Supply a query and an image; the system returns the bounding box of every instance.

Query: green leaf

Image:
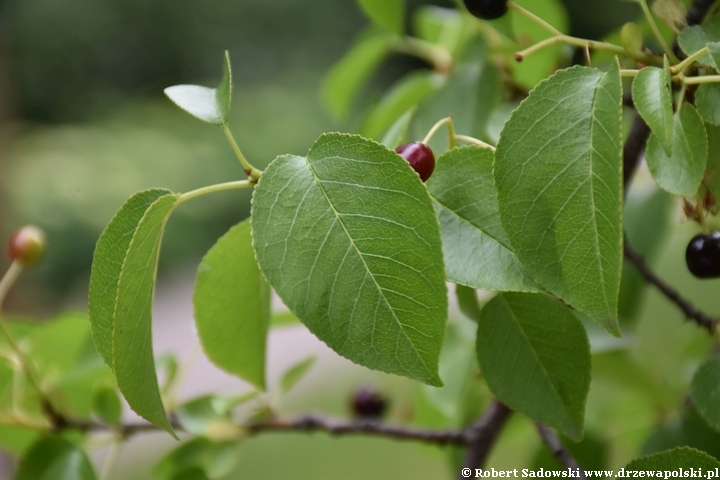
[632,59,673,155]
[646,103,708,197]
[380,107,416,149]
[691,357,720,433]
[15,436,96,480]
[360,71,443,141]
[618,189,672,322]
[89,188,179,437]
[678,13,720,68]
[169,468,210,480]
[91,384,122,425]
[696,83,720,126]
[164,51,232,126]
[427,146,540,292]
[412,38,500,154]
[176,394,256,437]
[155,438,240,480]
[89,189,172,371]
[252,133,447,386]
[495,63,623,335]
[322,29,398,121]
[194,219,270,390]
[455,285,483,322]
[280,356,317,394]
[357,0,404,35]
[413,6,475,57]
[626,447,720,471]
[476,293,590,440]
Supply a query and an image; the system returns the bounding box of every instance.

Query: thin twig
[624,239,718,334]
[458,401,513,478]
[535,424,586,480]
[622,116,650,197]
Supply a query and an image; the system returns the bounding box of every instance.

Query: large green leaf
[322,29,398,121]
[15,436,96,480]
[691,357,720,433]
[476,293,590,440]
[646,103,708,197]
[89,188,178,436]
[164,51,232,126]
[494,63,623,335]
[194,219,270,390]
[626,447,720,471]
[357,0,404,35]
[632,59,673,155]
[678,13,720,68]
[696,83,720,126]
[426,146,539,292]
[155,438,240,480]
[252,133,447,386]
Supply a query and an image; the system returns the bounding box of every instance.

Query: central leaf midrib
[301,155,433,378]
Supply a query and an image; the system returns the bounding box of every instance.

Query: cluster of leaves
[6,0,720,477]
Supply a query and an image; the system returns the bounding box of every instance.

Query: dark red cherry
[464,0,509,20]
[686,232,720,279]
[395,142,435,182]
[7,226,46,267]
[350,386,388,419]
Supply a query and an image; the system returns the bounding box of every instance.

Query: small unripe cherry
[395,142,435,182]
[7,225,46,266]
[350,386,388,419]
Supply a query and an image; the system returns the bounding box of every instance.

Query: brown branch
[536,424,586,479]
[623,116,650,197]
[624,239,718,333]
[64,414,467,446]
[458,401,513,478]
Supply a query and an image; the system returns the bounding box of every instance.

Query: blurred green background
[0,0,716,479]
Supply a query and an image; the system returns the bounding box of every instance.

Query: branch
[458,401,513,478]
[622,116,650,197]
[63,414,467,447]
[624,239,718,333]
[535,424,586,480]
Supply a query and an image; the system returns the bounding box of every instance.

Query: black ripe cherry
[395,142,435,182]
[464,0,509,20]
[686,232,720,279]
[7,225,46,267]
[350,386,388,419]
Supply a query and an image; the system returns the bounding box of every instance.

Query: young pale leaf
[678,13,720,68]
[164,51,232,126]
[357,0,404,35]
[155,438,240,480]
[495,63,623,336]
[322,29,398,121]
[91,384,122,425]
[696,83,720,126]
[646,103,708,197]
[281,356,317,394]
[691,357,720,433]
[626,447,720,471]
[176,394,255,437]
[15,436,97,480]
[476,293,590,440]
[632,59,673,155]
[360,71,443,141]
[427,146,539,292]
[89,189,173,372]
[89,189,179,437]
[252,133,447,386]
[194,219,270,390]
